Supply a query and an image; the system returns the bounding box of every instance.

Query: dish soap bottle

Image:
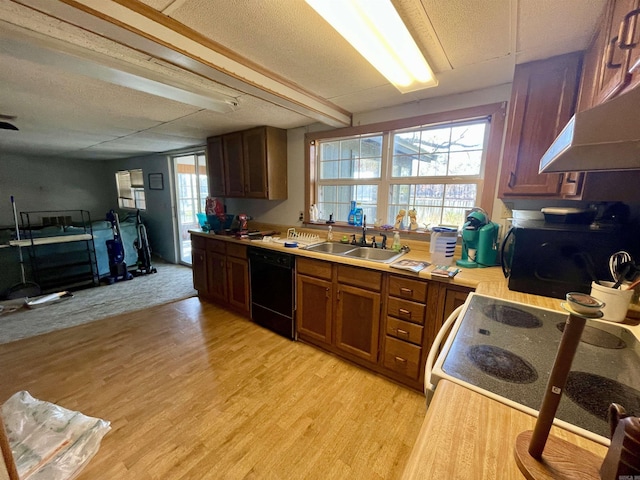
[348,201,357,225]
[327,225,333,241]
[354,204,363,226]
[392,231,401,252]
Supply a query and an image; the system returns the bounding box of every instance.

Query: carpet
[0,259,196,344]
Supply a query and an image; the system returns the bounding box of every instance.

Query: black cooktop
[435,293,640,441]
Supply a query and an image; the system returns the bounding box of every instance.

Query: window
[308,103,505,230]
[116,169,146,210]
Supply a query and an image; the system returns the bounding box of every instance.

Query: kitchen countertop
[401,380,608,480]
[190,229,505,289]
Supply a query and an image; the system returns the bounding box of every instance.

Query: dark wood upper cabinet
[222,131,245,197]
[594,0,638,104]
[206,126,287,200]
[243,126,288,199]
[206,136,226,197]
[498,52,582,198]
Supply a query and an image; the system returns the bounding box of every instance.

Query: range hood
[539,86,640,173]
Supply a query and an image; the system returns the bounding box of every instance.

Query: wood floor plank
[0,298,425,479]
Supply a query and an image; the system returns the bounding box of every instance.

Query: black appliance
[248,248,295,340]
[428,293,640,444]
[501,220,638,299]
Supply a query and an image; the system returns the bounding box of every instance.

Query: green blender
[456,209,500,268]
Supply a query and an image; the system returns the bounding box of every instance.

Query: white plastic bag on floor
[2,391,110,480]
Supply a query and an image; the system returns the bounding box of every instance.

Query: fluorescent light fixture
[306,0,437,93]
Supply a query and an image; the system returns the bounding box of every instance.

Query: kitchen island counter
[401,379,608,479]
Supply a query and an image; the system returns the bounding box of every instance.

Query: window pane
[448,150,482,175]
[340,138,360,159]
[392,120,487,178]
[130,169,144,187]
[450,123,486,151]
[387,183,476,228]
[318,135,382,180]
[318,184,377,223]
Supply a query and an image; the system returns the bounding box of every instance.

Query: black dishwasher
[248,247,295,340]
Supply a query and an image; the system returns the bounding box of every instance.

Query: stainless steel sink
[304,242,358,254]
[303,242,405,263]
[342,247,405,263]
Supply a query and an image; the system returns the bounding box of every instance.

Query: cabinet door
[207,252,227,302]
[428,285,472,357]
[296,274,332,345]
[498,52,581,197]
[621,1,640,90]
[227,256,249,314]
[192,247,208,294]
[596,0,637,103]
[207,136,226,197]
[223,132,245,197]
[242,127,268,199]
[335,283,380,363]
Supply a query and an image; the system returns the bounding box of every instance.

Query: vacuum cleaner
[133,209,156,276]
[105,210,133,284]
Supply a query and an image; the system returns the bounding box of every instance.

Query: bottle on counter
[327,225,333,241]
[348,201,357,225]
[354,204,363,227]
[392,231,401,252]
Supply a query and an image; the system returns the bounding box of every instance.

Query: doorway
[173,151,208,265]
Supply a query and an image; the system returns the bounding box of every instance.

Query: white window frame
[306,103,506,230]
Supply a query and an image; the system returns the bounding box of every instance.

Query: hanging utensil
[612,263,632,289]
[609,251,632,283]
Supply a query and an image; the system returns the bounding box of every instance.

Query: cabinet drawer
[388,276,427,302]
[191,235,206,250]
[386,317,423,345]
[206,239,226,254]
[383,337,422,380]
[387,297,426,325]
[226,243,247,259]
[337,265,381,291]
[297,257,332,280]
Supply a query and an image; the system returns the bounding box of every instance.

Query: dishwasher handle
[424,305,464,397]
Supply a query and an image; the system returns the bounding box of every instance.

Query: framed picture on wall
[148,173,164,190]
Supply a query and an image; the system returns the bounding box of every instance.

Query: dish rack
[264,228,320,247]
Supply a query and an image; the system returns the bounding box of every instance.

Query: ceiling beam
[12,0,353,127]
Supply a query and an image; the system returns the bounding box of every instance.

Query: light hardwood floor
[0,298,426,479]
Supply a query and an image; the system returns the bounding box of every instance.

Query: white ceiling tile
[419,0,513,67]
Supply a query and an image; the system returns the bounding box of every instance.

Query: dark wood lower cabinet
[191,234,250,316]
[296,274,332,344]
[295,257,473,392]
[192,246,208,294]
[227,256,249,314]
[335,284,380,363]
